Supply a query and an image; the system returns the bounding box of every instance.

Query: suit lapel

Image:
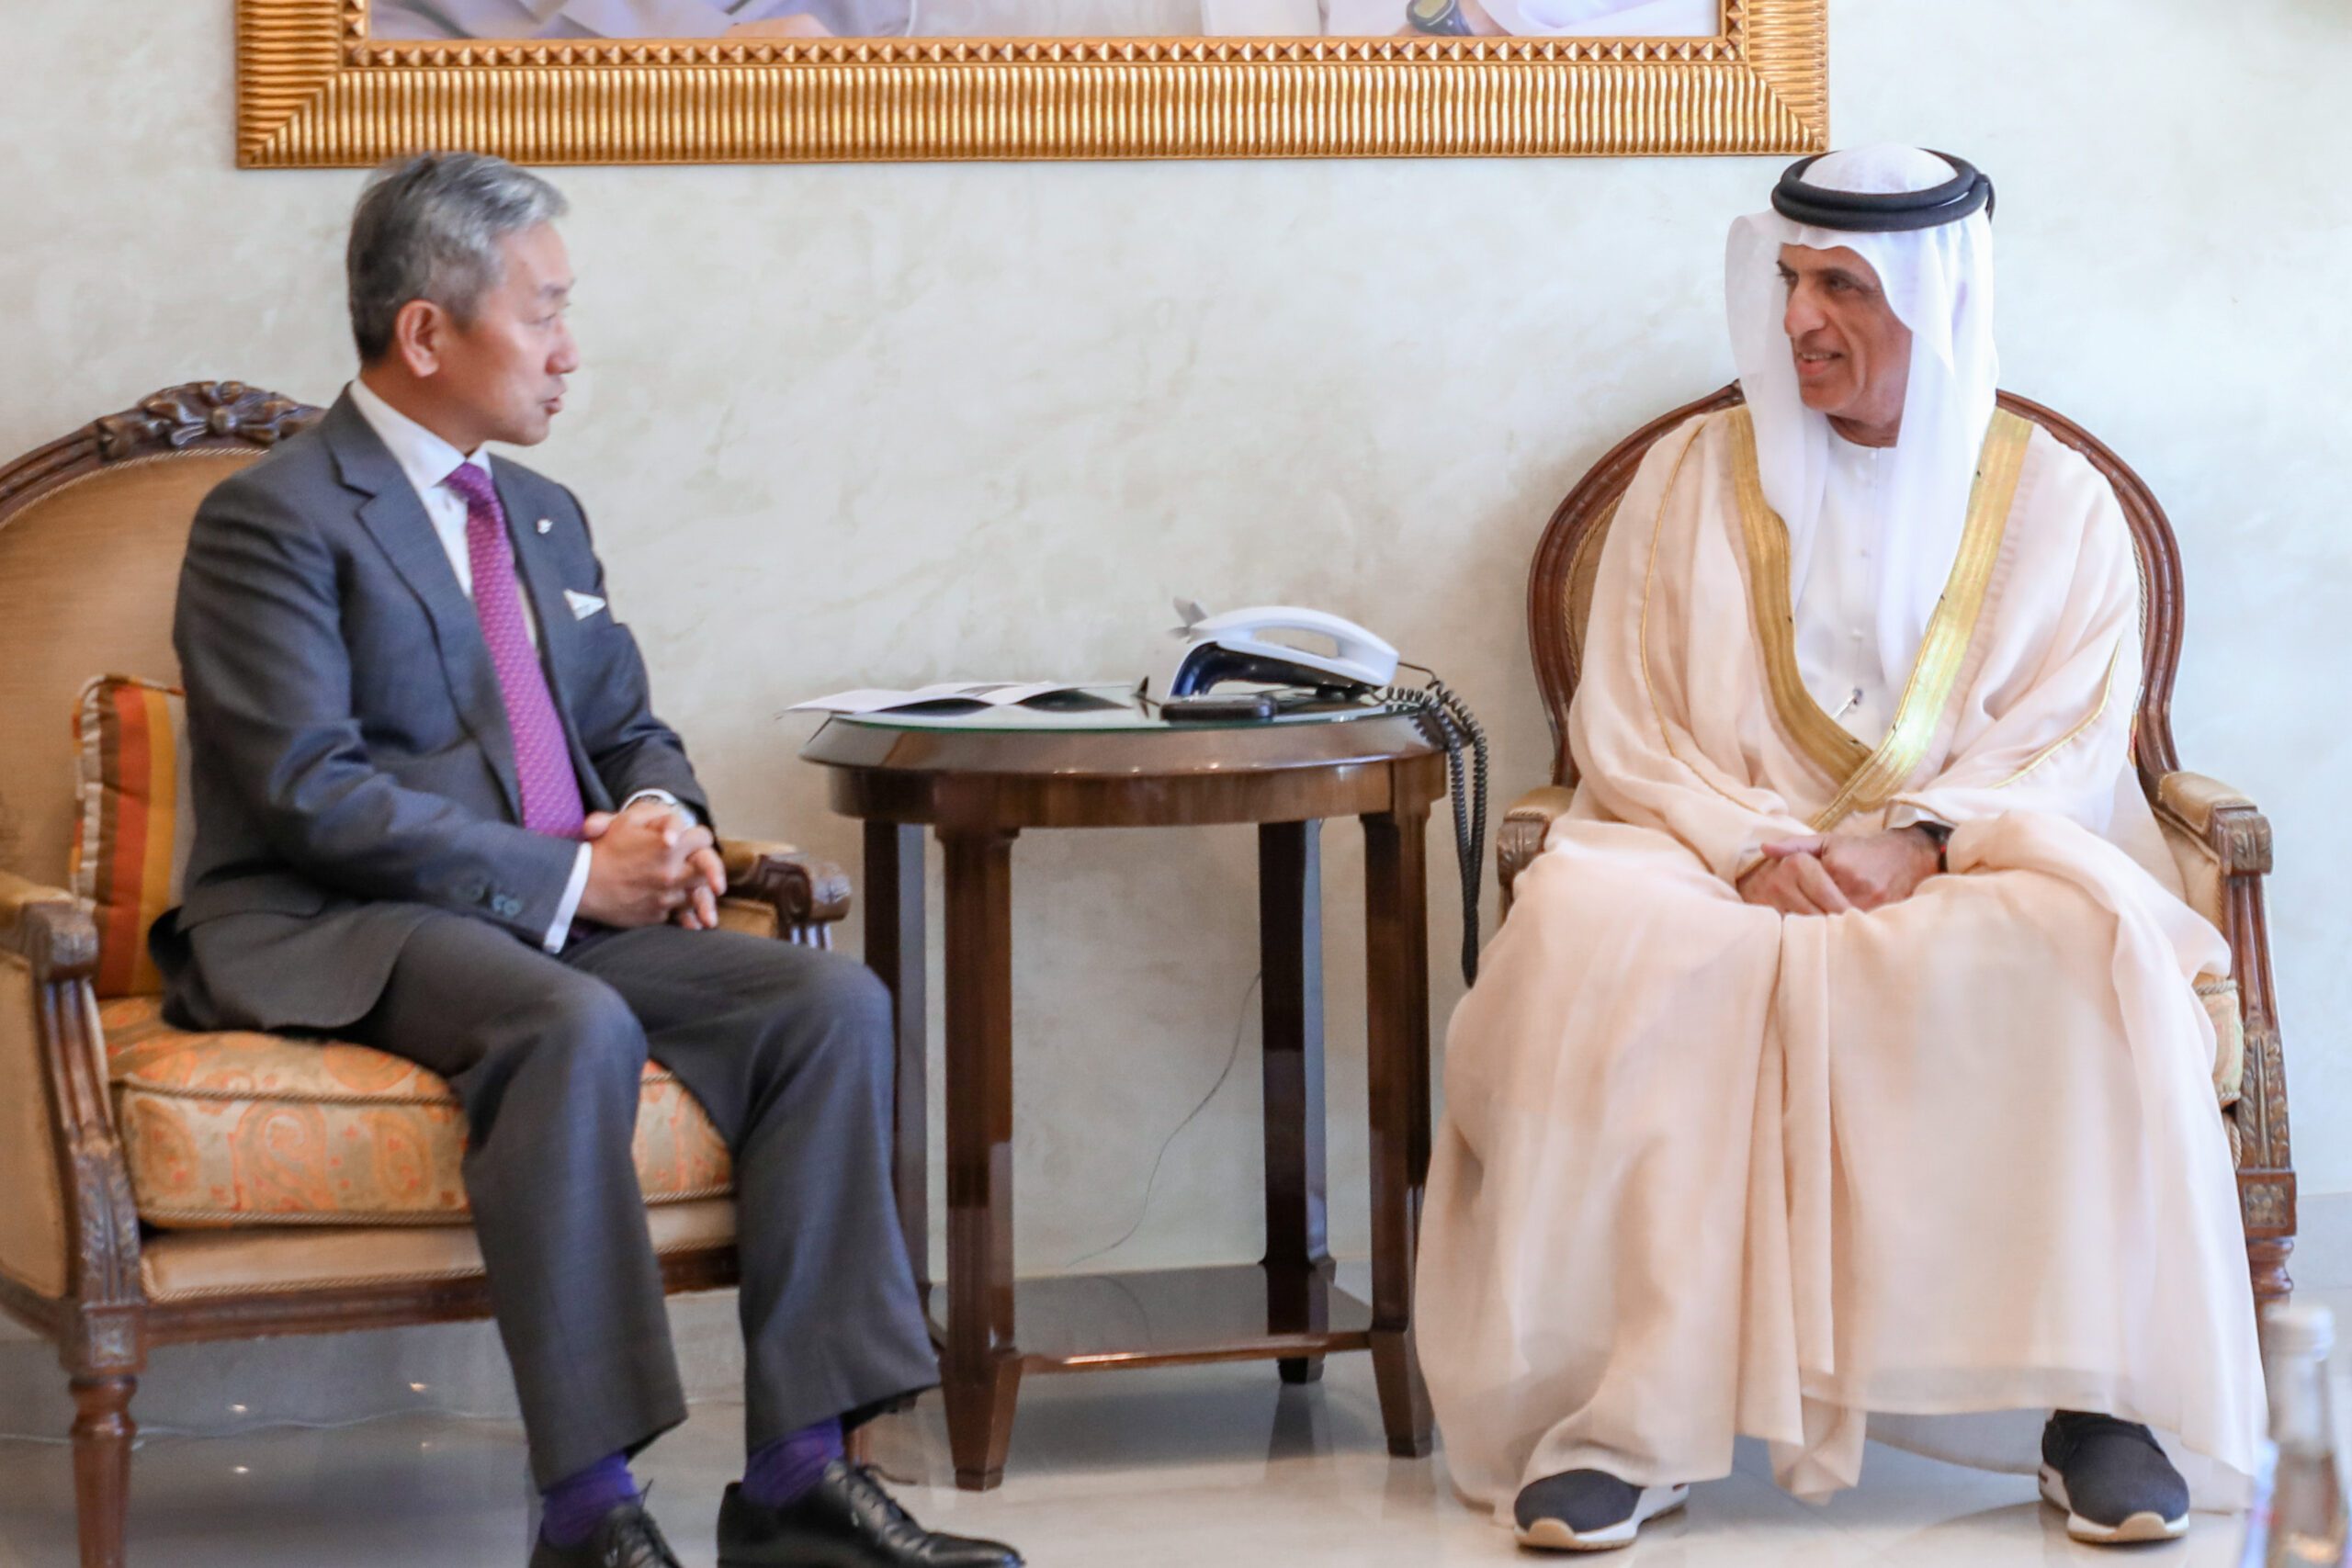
[326,396,526,822]
[495,465,615,816]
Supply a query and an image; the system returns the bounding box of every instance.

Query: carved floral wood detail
[91,382,321,464]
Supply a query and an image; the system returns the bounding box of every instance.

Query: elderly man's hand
[579,797,725,930]
[1758,829,1940,913]
[1736,850,1853,917]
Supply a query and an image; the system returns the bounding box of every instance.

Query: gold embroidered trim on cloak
[1725,412,1874,784]
[1988,645,2124,788]
[1726,405,2035,831]
[1635,416,1767,821]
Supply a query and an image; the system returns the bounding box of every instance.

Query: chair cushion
[69,675,190,998]
[138,1199,737,1303]
[2201,976,2244,1109]
[101,995,732,1229]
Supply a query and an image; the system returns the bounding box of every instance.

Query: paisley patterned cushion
[102,995,732,1229]
[69,675,191,998]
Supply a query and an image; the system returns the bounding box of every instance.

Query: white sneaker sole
[1515,1484,1690,1552]
[2038,1464,2188,1544]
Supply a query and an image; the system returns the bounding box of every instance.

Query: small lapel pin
[535,517,553,536]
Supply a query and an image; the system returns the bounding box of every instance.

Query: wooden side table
[800,704,1445,1490]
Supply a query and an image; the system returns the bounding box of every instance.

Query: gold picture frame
[235,0,1826,167]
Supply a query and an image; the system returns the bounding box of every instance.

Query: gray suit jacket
[154,391,710,1032]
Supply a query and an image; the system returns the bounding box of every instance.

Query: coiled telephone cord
[1383,670,1489,986]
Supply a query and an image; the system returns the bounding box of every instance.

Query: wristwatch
[1408,0,1474,35]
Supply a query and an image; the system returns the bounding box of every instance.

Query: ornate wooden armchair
[0,383,852,1568]
[1492,383,2294,1303]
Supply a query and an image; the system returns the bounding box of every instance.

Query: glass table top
[828,691,1419,734]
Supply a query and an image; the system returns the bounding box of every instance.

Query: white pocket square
[564,590,607,621]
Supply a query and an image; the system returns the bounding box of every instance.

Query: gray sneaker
[1512,1470,1690,1552]
[2039,1411,2191,1544]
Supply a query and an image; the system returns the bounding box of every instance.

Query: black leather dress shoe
[527,1500,684,1568]
[718,1462,1022,1568]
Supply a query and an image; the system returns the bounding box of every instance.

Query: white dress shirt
[347,379,678,949]
[348,378,542,638]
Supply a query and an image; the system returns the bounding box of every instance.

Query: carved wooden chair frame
[1492,382,2295,1303]
[0,382,854,1568]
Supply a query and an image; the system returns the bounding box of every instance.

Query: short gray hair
[346,152,568,363]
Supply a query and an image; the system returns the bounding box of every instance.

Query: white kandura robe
[1416,408,2262,1520]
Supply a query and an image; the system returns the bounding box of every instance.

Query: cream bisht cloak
[1416,404,2262,1519]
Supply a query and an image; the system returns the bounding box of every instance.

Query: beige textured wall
[2,0,2346,1280]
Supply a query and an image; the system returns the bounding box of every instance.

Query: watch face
[1410,0,1464,27]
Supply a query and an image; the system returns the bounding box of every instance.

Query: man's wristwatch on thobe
[1408,0,1474,35]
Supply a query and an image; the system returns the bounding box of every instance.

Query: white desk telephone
[1166,601,1489,985]
[1168,604,1400,696]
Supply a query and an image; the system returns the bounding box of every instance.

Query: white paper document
[786,682,1129,716]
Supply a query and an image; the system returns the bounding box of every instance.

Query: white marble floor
[0,1321,2302,1568]
[7,1268,2344,1568]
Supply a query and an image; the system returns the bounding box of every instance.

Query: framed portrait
[235,0,1825,166]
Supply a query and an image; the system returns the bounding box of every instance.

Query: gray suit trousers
[333,910,939,1486]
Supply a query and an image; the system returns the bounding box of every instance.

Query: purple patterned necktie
[443,463,586,839]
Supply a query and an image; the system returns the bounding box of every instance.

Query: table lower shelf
[924,1262,1373,1374]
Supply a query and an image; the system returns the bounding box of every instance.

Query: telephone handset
[1168,604,1401,696]
[1167,602,1490,984]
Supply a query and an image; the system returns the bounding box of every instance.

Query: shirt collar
[347,378,493,502]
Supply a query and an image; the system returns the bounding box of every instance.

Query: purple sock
[540,1453,639,1548]
[742,1417,844,1509]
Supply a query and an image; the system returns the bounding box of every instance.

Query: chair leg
[70,1372,136,1568]
[2237,1161,2297,1305]
[2249,1235,2295,1306]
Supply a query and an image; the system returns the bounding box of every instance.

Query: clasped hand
[1736,828,1939,917]
[578,798,727,931]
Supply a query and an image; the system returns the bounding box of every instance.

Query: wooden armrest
[0,869,138,1315]
[719,838,853,928]
[0,868,97,982]
[2151,769,2294,1250]
[2154,771,2272,877]
[1498,785,1578,918]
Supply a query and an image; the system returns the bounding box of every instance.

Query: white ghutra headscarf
[1724,145,2000,696]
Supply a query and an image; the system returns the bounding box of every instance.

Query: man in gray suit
[154,152,1020,1568]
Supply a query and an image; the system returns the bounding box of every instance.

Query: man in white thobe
[1415,146,2263,1551]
